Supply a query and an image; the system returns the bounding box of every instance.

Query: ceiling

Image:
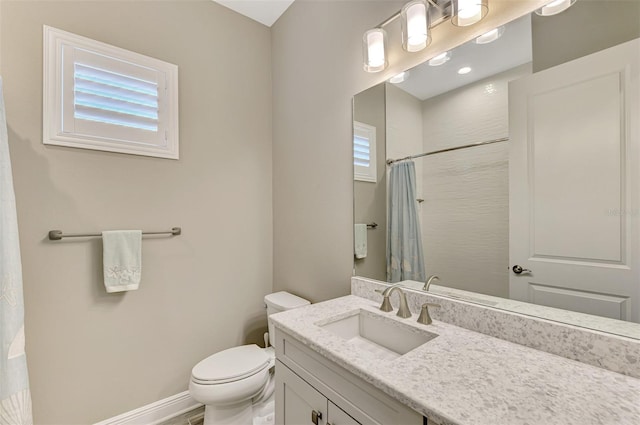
[212,0,296,27]
[395,14,533,100]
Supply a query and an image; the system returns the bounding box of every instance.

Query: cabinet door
[276,360,327,425]
[327,401,361,425]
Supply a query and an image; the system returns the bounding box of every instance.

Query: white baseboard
[94,391,203,425]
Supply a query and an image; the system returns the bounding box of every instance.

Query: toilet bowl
[189,291,310,425]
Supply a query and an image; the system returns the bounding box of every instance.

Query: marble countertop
[399,280,640,340]
[270,295,640,425]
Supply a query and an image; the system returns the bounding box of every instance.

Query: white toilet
[189,291,310,425]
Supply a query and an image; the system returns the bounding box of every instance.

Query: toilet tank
[264,291,310,347]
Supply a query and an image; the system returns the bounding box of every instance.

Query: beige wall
[532,0,640,72]
[1,1,272,423]
[353,84,386,281]
[385,82,424,200]
[271,0,548,302]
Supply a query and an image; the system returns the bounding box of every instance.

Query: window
[353,121,377,182]
[43,26,179,159]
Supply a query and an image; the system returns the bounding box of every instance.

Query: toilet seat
[191,344,270,385]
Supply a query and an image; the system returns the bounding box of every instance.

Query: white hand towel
[102,230,142,293]
[354,224,367,259]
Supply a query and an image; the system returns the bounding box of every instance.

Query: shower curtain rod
[386,137,509,165]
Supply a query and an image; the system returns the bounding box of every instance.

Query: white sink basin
[318,309,438,360]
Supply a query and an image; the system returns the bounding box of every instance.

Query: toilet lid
[191,344,269,384]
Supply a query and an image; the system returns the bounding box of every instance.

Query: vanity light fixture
[451,0,488,27]
[428,51,451,66]
[401,0,431,52]
[363,28,388,72]
[474,26,505,44]
[389,71,410,84]
[535,0,576,16]
[458,66,472,74]
[362,0,489,73]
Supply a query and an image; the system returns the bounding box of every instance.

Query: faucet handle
[417,302,440,325]
[375,289,393,312]
[380,295,393,312]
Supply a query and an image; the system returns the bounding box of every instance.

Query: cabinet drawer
[275,328,422,425]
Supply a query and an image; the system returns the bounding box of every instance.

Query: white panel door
[509,38,640,322]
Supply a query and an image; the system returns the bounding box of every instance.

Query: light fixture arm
[374,0,450,30]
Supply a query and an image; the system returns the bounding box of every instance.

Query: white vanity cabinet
[274,328,425,425]
[277,361,360,425]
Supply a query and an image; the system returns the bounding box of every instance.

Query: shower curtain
[387,160,426,283]
[0,78,33,424]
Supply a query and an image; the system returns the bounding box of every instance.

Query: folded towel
[102,230,142,293]
[354,224,367,259]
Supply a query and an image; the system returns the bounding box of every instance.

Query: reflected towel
[102,230,142,292]
[354,224,367,259]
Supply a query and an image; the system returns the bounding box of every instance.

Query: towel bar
[48,227,181,241]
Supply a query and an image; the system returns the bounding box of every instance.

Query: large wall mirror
[353,0,640,339]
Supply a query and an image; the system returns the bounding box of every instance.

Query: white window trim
[43,25,179,159]
[353,121,377,183]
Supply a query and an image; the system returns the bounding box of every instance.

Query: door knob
[512,265,532,274]
[311,410,322,425]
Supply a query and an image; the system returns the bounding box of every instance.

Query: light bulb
[389,71,410,84]
[452,0,488,27]
[428,51,451,66]
[367,32,384,67]
[363,29,388,72]
[402,1,430,52]
[535,0,576,16]
[458,66,472,75]
[474,26,505,44]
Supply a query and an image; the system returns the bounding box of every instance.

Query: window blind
[74,63,159,132]
[354,135,372,168]
[44,26,179,158]
[353,121,377,183]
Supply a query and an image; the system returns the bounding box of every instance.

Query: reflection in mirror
[352,0,640,338]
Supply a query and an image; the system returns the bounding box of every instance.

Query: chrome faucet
[376,284,412,318]
[422,275,440,291]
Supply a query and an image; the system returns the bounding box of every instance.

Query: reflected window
[353,121,377,182]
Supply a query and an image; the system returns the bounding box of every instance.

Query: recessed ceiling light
[389,71,410,84]
[428,51,451,66]
[474,26,505,44]
[535,0,576,16]
[458,66,472,75]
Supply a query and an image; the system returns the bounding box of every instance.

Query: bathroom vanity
[275,332,422,425]
[271,293,640,425]
[274,310,424,425]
